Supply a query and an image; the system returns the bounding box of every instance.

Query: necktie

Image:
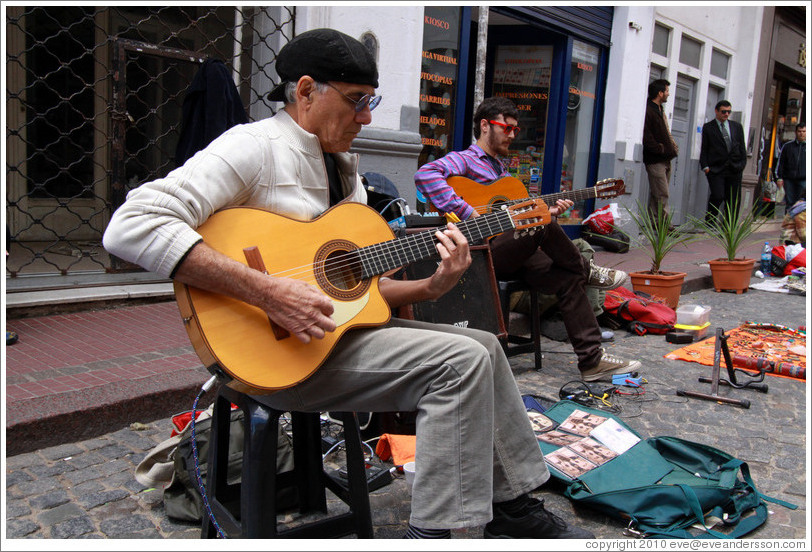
[720,122,732,150]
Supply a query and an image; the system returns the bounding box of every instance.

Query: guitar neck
[358,209,515,279]
[538,186,598,204]
[494,186,597,210]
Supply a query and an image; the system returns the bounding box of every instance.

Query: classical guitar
[174,200,550,393]
[446,175,625,215]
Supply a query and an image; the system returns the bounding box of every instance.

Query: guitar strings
[261,225,448,283]
[258,213,516,284]
[273,197,544,282]
[469,187,602,215]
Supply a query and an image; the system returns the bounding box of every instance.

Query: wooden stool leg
[529,289,542,371]
[340,412,373,538]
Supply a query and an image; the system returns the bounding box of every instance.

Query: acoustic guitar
[446,175,625,215]
[174,199,550,393]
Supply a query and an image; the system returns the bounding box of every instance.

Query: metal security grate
[6,6,294,277]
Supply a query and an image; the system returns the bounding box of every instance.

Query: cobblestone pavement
[4,287,808,543]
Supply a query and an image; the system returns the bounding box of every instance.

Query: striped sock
[404,524,451,538]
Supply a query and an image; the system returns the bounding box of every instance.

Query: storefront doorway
[484,15,608,228]
[416,6,613,233]
[671,75,698,224]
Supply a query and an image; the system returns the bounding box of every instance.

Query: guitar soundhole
[488,196,510,214]
[314,240,370,301]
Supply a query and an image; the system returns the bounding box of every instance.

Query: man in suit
[699,100,747,221]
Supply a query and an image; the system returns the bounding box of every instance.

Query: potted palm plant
[689,200,766,294]
[620,202,696,308]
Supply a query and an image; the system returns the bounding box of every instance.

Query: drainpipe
[473,6,489,122]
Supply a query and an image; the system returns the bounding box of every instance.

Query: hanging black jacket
[175,58,248,166]
[776,139,807,181]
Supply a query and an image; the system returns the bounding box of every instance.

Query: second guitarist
[415,97,641,382]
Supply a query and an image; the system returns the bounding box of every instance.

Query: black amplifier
[399,243,505,338]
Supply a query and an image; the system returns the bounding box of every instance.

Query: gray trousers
[257,317,549,529]
[645,160,672,217]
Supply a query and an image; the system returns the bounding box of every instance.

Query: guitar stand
[676,327,769,409]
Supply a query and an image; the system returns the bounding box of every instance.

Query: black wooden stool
[202,384,373,538]
[498,279,543,371]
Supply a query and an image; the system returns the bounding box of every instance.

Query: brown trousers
[489,223,602,371]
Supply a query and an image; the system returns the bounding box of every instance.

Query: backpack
[603,287,675,335]
[537,400,796,539]
[135,405,296,521]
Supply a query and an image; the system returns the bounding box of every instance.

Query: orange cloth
[665,324,805,380]
[375,433,416,465]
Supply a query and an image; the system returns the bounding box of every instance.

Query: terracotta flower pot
[708,258,756,294]
[628,271,686,309]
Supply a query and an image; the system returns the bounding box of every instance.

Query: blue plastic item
[760,241,771,275]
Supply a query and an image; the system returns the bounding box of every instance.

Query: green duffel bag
[537,400,796,539]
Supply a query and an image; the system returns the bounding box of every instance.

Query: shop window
[418,6,462,168]
[710,48,729,79]
[490,44,554,196]
[558,40,600,225]
[652,23,670,57]
[679,35,702,69]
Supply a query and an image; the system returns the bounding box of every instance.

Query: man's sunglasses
[325,82,382,112]
[719,109,732,114]
[489,120,521,135]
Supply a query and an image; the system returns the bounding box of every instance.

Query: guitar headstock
[504,199,551,231]
[594,178,625,198]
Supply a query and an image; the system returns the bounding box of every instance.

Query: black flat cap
[268,28,378,102]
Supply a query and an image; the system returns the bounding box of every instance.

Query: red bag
[771,245,806,276]
[603,287,676,335]
[583,204,620,235]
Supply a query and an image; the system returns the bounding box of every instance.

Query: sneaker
[580,347,642,382]
[586,260,627,290]
[6,331,18,346]
[485,496,595,539]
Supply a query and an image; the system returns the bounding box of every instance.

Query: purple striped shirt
[414,144,508,220]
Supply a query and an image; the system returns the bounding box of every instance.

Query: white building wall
[294,6,426,199]
[600,5,763,224]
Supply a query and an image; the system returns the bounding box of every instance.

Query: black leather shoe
[485,496,595,539]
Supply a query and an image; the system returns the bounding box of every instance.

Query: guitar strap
[486,155,508,180]
[324,153,346,207]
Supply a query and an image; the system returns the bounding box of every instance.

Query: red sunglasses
[489,120,521,135]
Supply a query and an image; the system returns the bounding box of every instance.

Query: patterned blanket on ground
[665,323,806,381]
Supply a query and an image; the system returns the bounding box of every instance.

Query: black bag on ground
[582,228,630,253]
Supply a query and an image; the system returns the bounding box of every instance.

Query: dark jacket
[175,58,248,166]
[699,118,747,175]
[776,139,806,181]
[643,99,678,164]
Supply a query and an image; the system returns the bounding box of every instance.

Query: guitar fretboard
[358,209,515,279]
[538,186,598,204]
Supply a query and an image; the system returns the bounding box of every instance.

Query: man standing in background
[642,79,678,218]
[775,122,806,207]
[700,100,747,221]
